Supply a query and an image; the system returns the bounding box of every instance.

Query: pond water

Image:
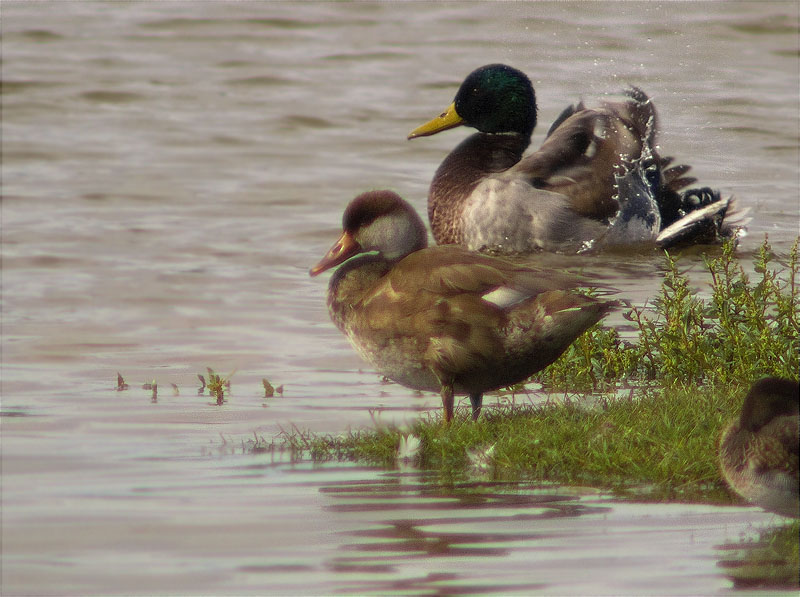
[2,2,798,595]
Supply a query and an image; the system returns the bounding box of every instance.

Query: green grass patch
[276,386,735,502]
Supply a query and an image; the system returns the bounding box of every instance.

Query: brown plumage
[719,377,799,517]
[311,190,615,422]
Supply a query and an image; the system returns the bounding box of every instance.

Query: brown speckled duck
[310,190,615,422]
[409,64,747,254]
[719,377,799,518]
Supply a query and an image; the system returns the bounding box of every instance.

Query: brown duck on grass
[719,377,799,518]
[310,190,615,422]
[409,63,747,254]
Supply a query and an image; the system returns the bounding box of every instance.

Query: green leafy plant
[535,237,799,390]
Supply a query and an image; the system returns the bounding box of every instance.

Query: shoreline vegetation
[272,237,798,506]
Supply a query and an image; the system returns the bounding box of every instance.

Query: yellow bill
[408,102,464,139]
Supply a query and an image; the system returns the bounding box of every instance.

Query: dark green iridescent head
[454,64,537,137]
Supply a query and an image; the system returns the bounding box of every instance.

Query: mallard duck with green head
[409,64,747,254]
[719,377,799,518]
[310,190,615,422]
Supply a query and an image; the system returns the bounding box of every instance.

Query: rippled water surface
[2,2,798,595]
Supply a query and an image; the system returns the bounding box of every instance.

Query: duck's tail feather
[662,163,696,192]
[716,196,751,240]
[654,156,702,227]
[655,194,750,249]
[503,292,617,373]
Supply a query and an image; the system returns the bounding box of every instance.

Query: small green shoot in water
[243,432,275,454]
[204,367,234,405]
[262,378,284,399]
[116,373,129,391]
[141,380,158,402]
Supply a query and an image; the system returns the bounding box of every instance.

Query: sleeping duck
[310,190,615,422]
[719,377,799,518]
[409,63,747,254]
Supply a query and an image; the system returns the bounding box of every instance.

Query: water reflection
[717,522,800,590]
[305,467,800,595]
[320,473,605,594]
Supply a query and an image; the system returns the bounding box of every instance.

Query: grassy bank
[280,386,734,502]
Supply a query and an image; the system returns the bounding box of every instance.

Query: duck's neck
[428,132,530,245]
[327,254,394,333]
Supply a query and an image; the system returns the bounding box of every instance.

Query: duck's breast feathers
[427,131,534,247]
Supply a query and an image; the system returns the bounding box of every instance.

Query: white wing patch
[481,286,530,308]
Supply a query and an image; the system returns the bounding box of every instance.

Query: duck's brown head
[739,377,799,432]
[310,190,428,276]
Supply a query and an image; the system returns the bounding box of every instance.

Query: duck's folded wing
[388,247,588,299]
[515,89,657,220]
[514,108,618,220]
[354,267,507,377]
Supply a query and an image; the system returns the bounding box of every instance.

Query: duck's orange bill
[309,231,361,276]
[407,102,464,139]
